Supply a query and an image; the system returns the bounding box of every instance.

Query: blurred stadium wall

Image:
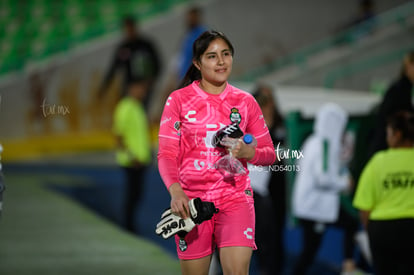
[0,0,411,161]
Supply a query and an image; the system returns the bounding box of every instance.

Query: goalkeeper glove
[155,198,218,239]
[212,122,244,148]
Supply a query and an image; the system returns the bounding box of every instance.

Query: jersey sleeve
[353,155,378,211]
[157,92,181,190]
[246,97,276,166]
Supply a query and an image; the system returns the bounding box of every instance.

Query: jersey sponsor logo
[160,117,171,126]
[204,123,226,148]
[259,114,267,128]
[194,159,219,170]
[166,96,172,106]
[185,110,197,122]
[229,107,242,124]
[244,228,253,240]
[200,151,225,157]
[194,160,205,170]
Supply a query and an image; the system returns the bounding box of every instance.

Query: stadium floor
[1,151,348,275]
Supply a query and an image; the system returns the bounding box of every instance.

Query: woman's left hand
[223,137,255,161]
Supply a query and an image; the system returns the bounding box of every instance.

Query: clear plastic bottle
[243,134,257,147]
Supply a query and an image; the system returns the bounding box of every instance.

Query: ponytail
[179,64,201,89]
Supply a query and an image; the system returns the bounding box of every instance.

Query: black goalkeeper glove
[212,122,244,148]
[155,198,219,239]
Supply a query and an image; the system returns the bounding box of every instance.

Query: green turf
[0,173,180,275]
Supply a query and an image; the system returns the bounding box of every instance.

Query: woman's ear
[193,59,201,71]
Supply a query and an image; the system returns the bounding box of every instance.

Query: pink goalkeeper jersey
[158,81,276,205]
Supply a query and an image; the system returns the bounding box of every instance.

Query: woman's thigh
[180,254,212,275]
[219,246,252,275]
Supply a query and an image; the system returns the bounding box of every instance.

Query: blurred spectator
[177,6,208,81]
[112,78,152,233]
[335,0,376,43]
[249,84,287,275]
[291,103,361,275]
[99,15,161,111]
[353,111,414,275]
[367,50,414,159]
[348,0,376,27]
[0,144,4,218]
[156,6,207,124]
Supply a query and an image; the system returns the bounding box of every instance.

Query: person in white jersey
[158,30,276,275]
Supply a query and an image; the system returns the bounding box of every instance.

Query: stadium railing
[238,1,414,83]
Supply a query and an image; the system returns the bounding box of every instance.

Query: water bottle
[243,134,257,147]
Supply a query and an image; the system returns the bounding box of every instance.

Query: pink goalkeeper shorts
[175,192,256,260]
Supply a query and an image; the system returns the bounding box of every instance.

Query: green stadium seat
[0,0,191,76]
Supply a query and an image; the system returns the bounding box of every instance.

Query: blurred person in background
[113,78,152,233]
[347,0,376,27]
[158,30,276,275]
[367,50,414,159]
[335,0,377,43]
[99,15,161,111]
[178,5,208,82]
[159,5,208,109]
[155,5,208,149]
[291,103,362,275]
[249,84,287,275]
[353,111,414,275]
[0,144,4,218]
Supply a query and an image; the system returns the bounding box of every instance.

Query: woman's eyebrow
[205,49,231,55]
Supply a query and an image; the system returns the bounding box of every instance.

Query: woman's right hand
[168,182,190,219]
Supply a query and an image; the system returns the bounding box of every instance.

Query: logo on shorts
[244,228,253,240]
[179,238,188,252]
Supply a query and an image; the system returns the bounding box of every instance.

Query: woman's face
[194,38,233,86]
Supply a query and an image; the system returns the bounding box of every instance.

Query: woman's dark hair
[252,84,284,129]
[400,50,414,78]
[387,111,414,142]
[179,30,234,88]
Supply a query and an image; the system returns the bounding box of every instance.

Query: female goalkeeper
[157,30,276,275]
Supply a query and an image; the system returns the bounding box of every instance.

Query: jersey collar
[192,80,230,100]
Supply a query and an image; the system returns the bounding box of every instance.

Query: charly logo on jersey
[229,107,241,124]
[185,110,197,122]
